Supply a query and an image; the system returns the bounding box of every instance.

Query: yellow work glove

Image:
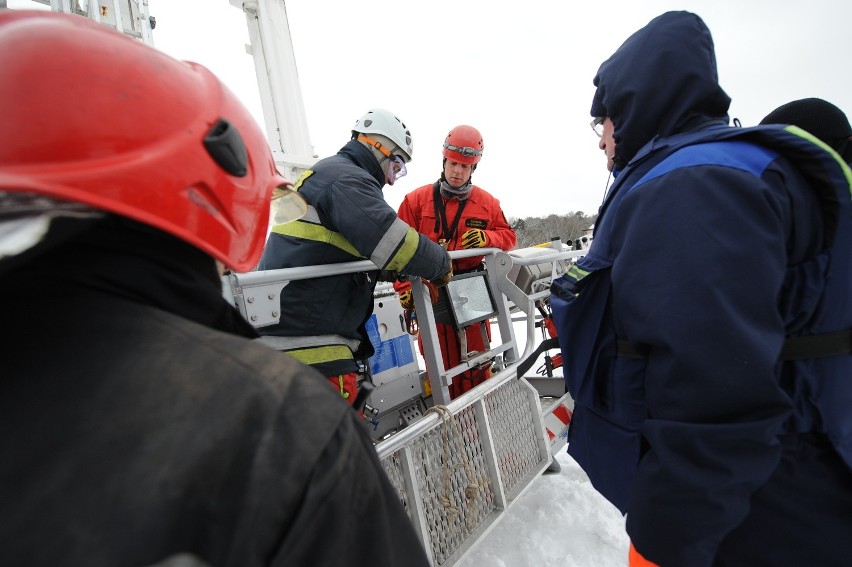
[461,228,487,249]
[399,281,440,309]
[376,269,399,282]
[398,288,414,310]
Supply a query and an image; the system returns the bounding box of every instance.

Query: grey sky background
[14,0,852,219]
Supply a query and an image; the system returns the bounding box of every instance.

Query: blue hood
[591,11,732,169]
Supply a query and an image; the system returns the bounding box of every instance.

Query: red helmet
[442,125,484,165]
[0,10,305,272]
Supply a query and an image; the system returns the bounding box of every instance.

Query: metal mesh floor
[380,376,547,565]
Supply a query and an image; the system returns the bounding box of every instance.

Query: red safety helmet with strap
[442,125,484,165]
[0,10,305,272]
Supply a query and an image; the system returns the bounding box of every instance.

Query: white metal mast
[229,0,317,182]
[22,0,154,44]
[18,0,315,181]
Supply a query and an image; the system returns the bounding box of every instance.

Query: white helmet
[352,108,414,162]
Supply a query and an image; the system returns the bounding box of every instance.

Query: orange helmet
[442,125,484,165]
[0,10,305,272]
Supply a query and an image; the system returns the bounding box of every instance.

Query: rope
[425,405,484,531]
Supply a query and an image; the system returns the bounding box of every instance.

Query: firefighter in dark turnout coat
[258,109,451,403]
[550,11,852,567]
[0,11,431,567]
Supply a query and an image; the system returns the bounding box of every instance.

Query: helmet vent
[204,119,248,177]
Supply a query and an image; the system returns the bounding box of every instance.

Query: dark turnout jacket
[258,140,449,376]
[552,11,852,567]
[0,218,430,567]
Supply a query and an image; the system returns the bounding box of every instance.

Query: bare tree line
[509,211,597,249]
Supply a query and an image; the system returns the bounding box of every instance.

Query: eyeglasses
[443,141,482,158]
[591,116,606,138]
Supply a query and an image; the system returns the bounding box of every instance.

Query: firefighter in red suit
[395,126,516,399]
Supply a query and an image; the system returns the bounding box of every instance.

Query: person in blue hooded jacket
[550,10,852,567]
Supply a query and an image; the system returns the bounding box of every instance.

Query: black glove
[377,270,399,282]
[431,267,453,288]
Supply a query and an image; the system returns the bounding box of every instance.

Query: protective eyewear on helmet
[386,155,407,185]
[591,117,606,138]
[443,141,482,158]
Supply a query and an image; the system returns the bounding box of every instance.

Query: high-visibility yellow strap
[337,375,350,398]
[270,220,364,258]
[285,344,354,365]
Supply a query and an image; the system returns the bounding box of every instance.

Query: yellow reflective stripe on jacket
[567,263,590,282]
[285,345,354,365]
[270,220,364,258]
[384,226,421,271]
[291,169,314,192]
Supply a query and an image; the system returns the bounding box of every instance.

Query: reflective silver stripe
[254,334,361,352]
[371,217,409,268]
[385,227,420,271]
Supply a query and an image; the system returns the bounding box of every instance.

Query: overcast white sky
[13,0,852,219]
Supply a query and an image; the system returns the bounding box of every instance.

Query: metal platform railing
[223,245,585,566]
[375,364,549,565]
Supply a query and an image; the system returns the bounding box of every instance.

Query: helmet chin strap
[357,133,403,184]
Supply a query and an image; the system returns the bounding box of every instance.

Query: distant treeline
[509,211,597,249]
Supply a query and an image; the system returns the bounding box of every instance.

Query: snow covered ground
[456,450,629,567]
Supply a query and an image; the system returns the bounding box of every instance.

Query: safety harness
[432,181,467,247]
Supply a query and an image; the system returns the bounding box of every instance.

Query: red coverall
[396,182,516,399]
